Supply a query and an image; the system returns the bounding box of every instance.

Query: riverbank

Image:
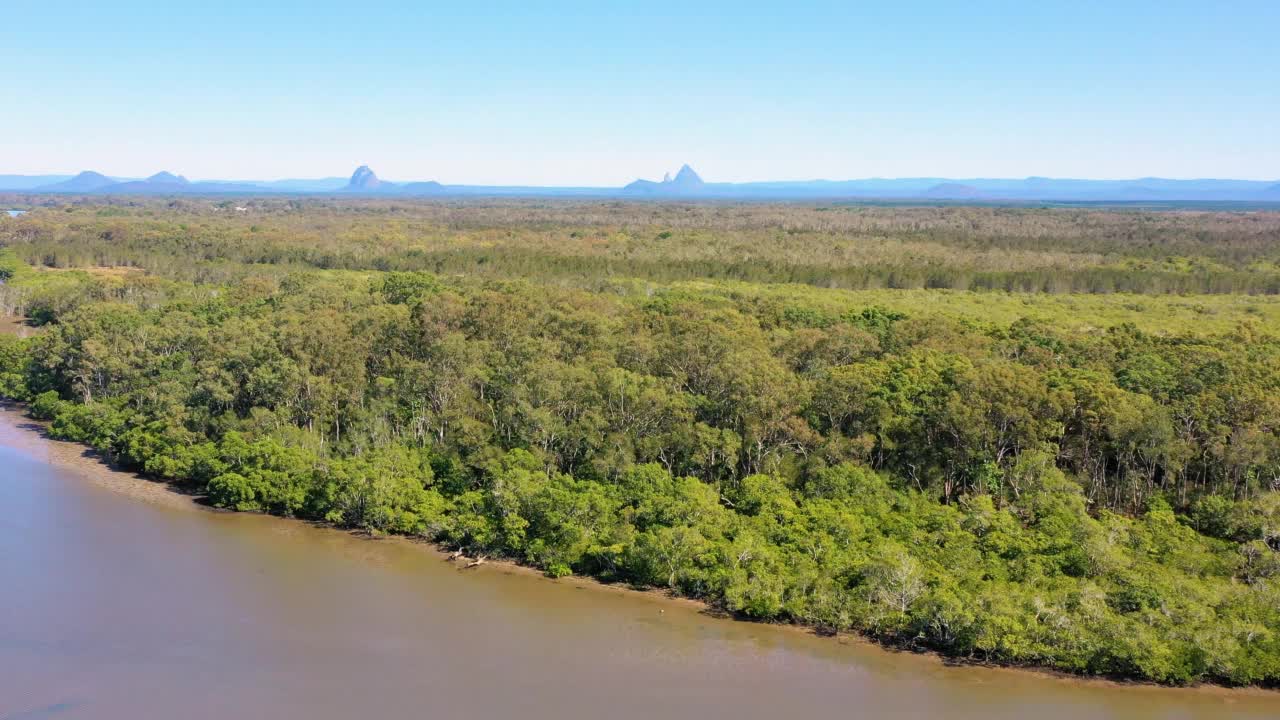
[0,401,710,608]
[2,402,1277,700]
[0,403,198,512]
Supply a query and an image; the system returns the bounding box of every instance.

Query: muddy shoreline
[1,400,1277,699]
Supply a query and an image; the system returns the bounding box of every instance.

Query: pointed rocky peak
[348,165,381,190]
[671,164,703,187]
[147,171,189,185]
[623,164,708,195]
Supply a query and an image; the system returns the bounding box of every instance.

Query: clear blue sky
[3,1,1277,184]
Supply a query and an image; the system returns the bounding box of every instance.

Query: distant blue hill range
[2,165,1278,202]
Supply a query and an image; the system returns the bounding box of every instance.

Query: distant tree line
[3,200,1280,294]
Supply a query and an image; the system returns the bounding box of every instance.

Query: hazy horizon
[4,1,1279,183]
[4,167,1280,186]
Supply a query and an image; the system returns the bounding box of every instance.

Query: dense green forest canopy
[2,200,1280,686]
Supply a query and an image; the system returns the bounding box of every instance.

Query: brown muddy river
[1,409,1278,719]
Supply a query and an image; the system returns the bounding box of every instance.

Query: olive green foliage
[3,199,1280,294]
[2,201,1280,685]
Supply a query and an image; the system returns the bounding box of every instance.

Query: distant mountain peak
[622,164,707,195]
[147,171,189,185]
[348,165,381,190]
[399,180,445,195]
[35,170,117,192]
[671,164,703,187]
